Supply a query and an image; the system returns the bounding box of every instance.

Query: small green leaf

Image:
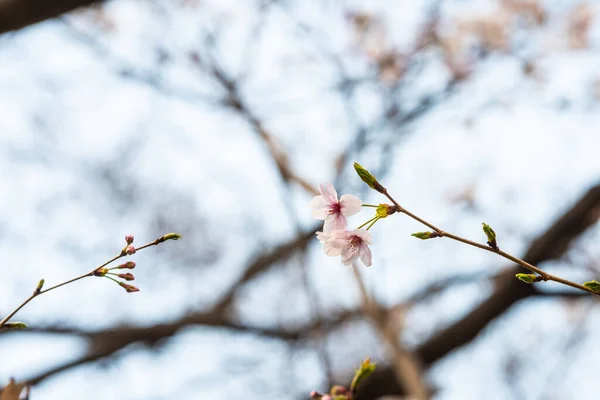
[583,280,600,293]
[515,273,538,284]
[482,222,498,248]
[350,357,376,392]
[35,279,44,294]
[3,322,28,329]
[158,232,183,243]
[411,231,438,240]
[353,162,384,193]
[482,223,496,242]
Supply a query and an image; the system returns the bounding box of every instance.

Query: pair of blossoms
[310,183,375,267]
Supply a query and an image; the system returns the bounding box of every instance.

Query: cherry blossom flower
[317,229,372,267]
[310,183,362,232]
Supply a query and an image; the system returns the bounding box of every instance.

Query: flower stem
[365,217,381,230]
[357,215,379,229]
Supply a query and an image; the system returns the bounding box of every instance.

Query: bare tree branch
[355,183,600,399]
[0,0,102,35]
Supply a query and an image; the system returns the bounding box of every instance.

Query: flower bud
[353,162,384,193]
[117,273,135,281]
[118,282,140,293]
[515,273,540,284]
[157,232,183,243]
[125,245,136,255]
[113,261,136,270]
[350,357,376,392]
[482,222,498,249]
[125,234,134,244]
[411,231,439,240]
[35,279,45,295]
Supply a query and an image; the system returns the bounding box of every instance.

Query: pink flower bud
[125,245,136,255]
[118,273,135,281]
[118,282,140,293]
[125,234,134,244]
[114,261,136,270]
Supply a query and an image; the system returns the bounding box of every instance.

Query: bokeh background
[1,0,600,399]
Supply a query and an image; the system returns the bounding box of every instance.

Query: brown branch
[0,0,102,35]
[0,307,363,391]
[355,183,600,399]
[381,187,598,295]
[211,226,318,314]
[351,265,430,399]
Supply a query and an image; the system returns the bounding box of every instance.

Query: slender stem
[104,275,121,285]
[357,215,379,230]
[381,188,599,296]
[0,236,166,329]
[37,271,94,296]
[0,294,36,328]
[365,217,381,230]
[362,204,379,208]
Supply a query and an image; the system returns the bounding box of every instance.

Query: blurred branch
[212,226,318,314]
[0,0,101,35]
[201,56,318,195]
[351,265,430,399]
[355,182,600,399]
[0,306,364,390]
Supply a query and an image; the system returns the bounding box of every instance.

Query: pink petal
[359,243,372,267]
[353,229,372,244]
[339,194,362,217]
[309,195,328,209]
[319,183,338,204]
[309,195,328,219]
[312,209,326,219]
[323,214,347,232]
[329,230,350,240]
[316,231,330,244]
[340,242,359,265]
[324,240,343,256]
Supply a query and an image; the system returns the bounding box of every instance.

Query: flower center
[347,235,361,251]
[327,202,342,216]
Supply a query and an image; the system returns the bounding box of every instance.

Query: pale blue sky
[1,1,600,399]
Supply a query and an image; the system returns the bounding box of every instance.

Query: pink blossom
[317,229,372,267]
[310,183,361,232]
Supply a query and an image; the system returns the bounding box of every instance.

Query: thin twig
[380,188,599,296]
[0,235,175,329]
